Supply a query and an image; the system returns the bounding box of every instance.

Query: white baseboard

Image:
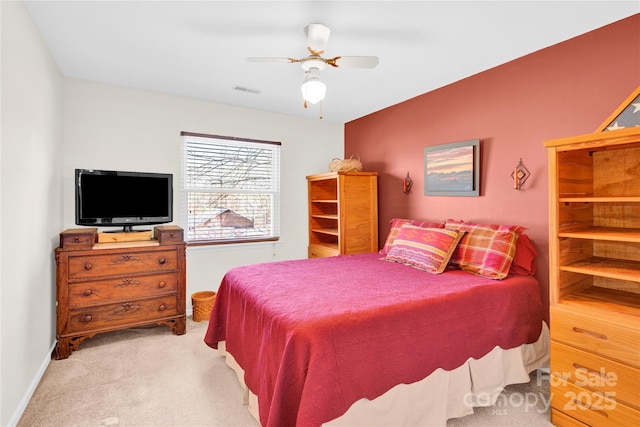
[8,313,198,426]
[7,341,55,427]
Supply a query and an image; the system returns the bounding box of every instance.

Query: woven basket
[329,156,362,172]
[191,291,216,322]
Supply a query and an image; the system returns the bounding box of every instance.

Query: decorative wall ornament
[511,158,530,190]
[403,172,413,194]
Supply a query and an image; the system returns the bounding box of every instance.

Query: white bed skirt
[216,321,549,427]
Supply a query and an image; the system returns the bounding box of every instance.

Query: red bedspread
[204,253,544,427]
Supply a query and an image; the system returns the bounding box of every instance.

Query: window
[181,132,281,245]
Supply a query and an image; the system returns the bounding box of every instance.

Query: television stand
[98,228,152,243]
[120,225,148,233]
[53,226,186,359]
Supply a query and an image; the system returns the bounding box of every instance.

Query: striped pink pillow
[379,218,445,255]
[383,225,464,274]
[445,220,525,279]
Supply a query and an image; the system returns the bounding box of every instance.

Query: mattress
[217,322,549,426]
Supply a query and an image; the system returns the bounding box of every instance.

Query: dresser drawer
[68,273,177,308]
[550,306,640,367]
[551,377,640,427]
[68,249,178,279]
[551,341,640,408]
[68,296,178,332]
[59,229,97,249]
[154,225,184,244]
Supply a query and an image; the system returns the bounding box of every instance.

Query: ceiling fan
[248,23,379,109]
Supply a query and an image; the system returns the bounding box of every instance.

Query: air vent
[233,86,261,95]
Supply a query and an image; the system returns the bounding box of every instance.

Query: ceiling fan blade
[305,23,331,55]
[247,57,299,64]
[329,56,379,68]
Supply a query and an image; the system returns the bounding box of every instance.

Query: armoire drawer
[551,408,590,427]
[68,296,178,332]
[550,306,640,367]
[68,249,178,279]
[550,341,640,408]
[68,273,177,308]
[551,377,640,427]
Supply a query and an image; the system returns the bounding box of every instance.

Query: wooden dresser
[54,226,186,359]
[545,127,640,426]
[307,171,378,258]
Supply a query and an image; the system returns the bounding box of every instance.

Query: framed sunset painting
[424,139,480,196]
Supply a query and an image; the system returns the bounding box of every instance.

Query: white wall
[1,1,64,425]
[62,79,344,309]
[1,2,343,424]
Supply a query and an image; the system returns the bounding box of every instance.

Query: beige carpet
[18,319,258,427]
[18,318,552,426]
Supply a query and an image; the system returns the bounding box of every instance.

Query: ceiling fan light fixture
[248,23,378,111]
[301,57,327,72]
[301,71,326,104]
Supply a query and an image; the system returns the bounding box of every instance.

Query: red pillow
[379,218,445,255]
[383,225,464,274]
[510,234,538,275]
[445,219,525,280]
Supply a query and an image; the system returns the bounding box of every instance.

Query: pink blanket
[204,253,544,427]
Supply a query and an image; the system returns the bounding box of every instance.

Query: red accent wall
[344,14,640,320]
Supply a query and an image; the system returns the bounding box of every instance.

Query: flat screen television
[75,169,173,232]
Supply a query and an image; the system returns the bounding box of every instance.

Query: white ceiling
[24,1,640,123]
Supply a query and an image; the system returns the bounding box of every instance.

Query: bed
[204,220,549,427]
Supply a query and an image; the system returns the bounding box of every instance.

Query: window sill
[186,238,282,253]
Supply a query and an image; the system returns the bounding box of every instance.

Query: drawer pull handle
[115,278,140,287]
[169,233,176,238]
[82,314,92,322]
[572,327,608,341]
[114,303,140,314]
[158,304,167,312]
[158,258,166,265]
[83,289,93,296]
[113,255,139,264]
[73,237,81,243]
[84,263,93,270]
[570,399,609,418]
[572,363,609,380]
[158,281,167,288]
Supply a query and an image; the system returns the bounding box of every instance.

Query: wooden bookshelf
[307,172,378,257]
[545,127,640,426]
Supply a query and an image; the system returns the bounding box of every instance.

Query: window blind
[181,132,281,244]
